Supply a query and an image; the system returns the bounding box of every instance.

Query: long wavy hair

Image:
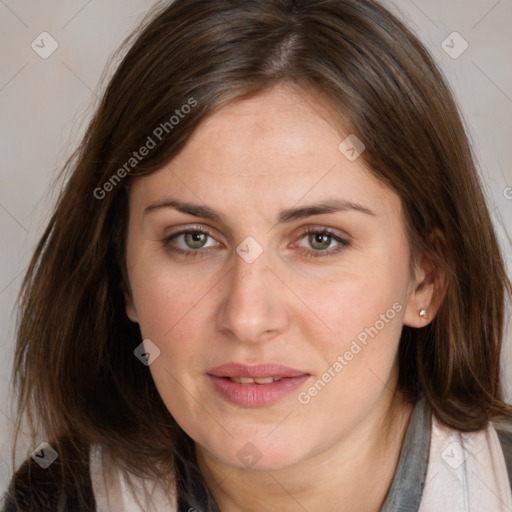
[8,0,512,510]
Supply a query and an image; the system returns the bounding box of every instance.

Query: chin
[201,432,308,472]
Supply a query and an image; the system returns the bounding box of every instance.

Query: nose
[216,250,290,344]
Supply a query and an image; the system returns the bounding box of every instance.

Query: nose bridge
[217,247,288,343]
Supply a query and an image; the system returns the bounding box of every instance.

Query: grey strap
[380,397,431,512]
[496,428,512,491]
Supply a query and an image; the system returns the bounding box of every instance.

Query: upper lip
[208,363,309,379]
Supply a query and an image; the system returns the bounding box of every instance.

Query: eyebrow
[144,198,376,223]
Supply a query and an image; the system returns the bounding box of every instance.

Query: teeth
[254,377,276,384]
[229,377,282,384]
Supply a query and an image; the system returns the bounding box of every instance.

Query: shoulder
[1,440,95,512]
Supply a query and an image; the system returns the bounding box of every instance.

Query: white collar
[419,414,512,511]
[89,444,177,511]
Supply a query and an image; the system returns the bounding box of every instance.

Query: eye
[162,226,220,257]
[296,227,349,258]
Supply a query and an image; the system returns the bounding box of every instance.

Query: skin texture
[125,84,443,512]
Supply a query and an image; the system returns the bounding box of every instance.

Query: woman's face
[125,85,429,471]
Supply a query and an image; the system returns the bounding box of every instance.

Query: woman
[2,0,512,510]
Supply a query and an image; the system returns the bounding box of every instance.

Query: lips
[207,363,310,407]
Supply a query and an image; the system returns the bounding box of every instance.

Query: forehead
[180,85,345,175]
[129,85,401,221]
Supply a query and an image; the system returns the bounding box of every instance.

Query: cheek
[292,253,409,401]
[292,281,406,444]
[127,258,220,395]
[317,289,404,380]
[128,247,215,338]
[295,263,408,348]
[129,267,215,432]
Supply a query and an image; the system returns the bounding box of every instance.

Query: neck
[196,390,415,512]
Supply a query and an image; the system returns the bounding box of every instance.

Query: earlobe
[403,305,432,328]
[125,296,139,323]
[403,256,447,328]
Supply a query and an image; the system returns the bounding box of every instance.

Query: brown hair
[8,0,511,509]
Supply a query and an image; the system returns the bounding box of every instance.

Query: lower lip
[208,375,310,407]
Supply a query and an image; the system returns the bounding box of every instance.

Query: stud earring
[419,309,428,318]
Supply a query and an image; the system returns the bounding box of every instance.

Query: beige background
[1,0,511,493]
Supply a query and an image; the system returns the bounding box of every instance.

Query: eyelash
[161,226,350,260]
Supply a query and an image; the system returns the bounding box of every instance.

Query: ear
[403,236,448,328]
[125,292,139,323]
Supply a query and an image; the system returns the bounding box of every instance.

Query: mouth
[207,363,310,407]
[227,376,283,384]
